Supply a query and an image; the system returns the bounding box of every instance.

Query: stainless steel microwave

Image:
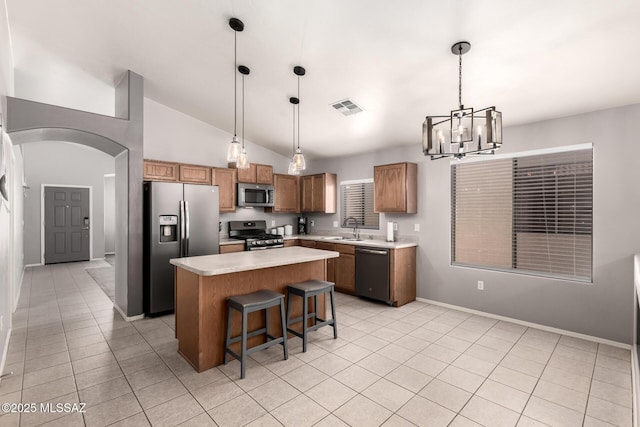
[237,183,275,207]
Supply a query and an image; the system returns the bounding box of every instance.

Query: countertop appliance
[297,216,308,235]
[355,247,391,304]
[237,183,275,208]
[144,181,219,315]
[229,220,284,250]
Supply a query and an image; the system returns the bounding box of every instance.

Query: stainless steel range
[228,220,284,251]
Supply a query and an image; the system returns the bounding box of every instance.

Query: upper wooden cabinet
[270,174,299,213]
[143,160,179,182]
[179,164,211,185]
[374,162,417,213]
[300,173,337,213]
[211,167,237,213]
[229,162,273,184]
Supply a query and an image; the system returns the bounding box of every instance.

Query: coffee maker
[297,217,308,235]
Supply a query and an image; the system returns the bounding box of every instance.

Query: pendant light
[290,66,306,171]
[226,17,244,163]
[422,41,502,160]
[288,97,300,175]
[236,65,250,169]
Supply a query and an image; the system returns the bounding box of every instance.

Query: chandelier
[423,41,502,160]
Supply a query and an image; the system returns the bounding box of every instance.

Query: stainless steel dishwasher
[355,247,391,304]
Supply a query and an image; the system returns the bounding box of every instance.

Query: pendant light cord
[458,46,463,109]
[292,102,296,155]
[297,75,301,150]
[233,31,237,137]
[241,73,245,149]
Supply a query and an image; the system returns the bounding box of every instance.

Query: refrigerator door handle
[179,200,186,257]
[184,200,190,257]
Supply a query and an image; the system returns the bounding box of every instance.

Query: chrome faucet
[343,216,360,240]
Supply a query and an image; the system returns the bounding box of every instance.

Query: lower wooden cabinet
[219,243,244,254]
[390,247,416,307]
[315,242,336,283]
[299,240,316,248]
[283,239,299,247]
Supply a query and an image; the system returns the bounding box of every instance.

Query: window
[341,180,379,229]
[451,146,593,282]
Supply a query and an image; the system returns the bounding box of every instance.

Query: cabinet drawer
[219,243,244,254]
[299,240,316,248]
[315,242,336,251]
[283,239,299,247]
[334,243,355,255]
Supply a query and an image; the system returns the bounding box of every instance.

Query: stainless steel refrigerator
[143,181,220,315]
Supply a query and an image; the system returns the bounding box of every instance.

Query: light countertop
[218,235,416,249]
[170,246,339,276]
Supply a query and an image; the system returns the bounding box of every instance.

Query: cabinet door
[256,164,273,184]
[211,168,237,213]
[316,242,336,282]
[374,163,407,212]
[143,160,178,182]
[311,174,326,212]
[299,240,316,248]
[335,253,355,293]
[230,162,257,183]
[283,239,299,247]
[179,164,211,184]
[301,176,314,212]
[273,174,300,213]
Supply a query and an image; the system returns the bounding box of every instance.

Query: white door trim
[41,184,93,265]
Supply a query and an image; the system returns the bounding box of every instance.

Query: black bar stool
[224,290,288,379]
[286,279,338,352]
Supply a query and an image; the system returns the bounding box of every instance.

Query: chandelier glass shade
[423,42,503,160]
[288,66,306,174]
[226,17,250,166]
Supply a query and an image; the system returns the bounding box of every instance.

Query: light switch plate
[414,223,420,232]
[310,220,315,227]
[271,220,276,227]
[477,281,484,290]
[333,221,339,228]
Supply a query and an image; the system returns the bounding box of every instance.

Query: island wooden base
[176,260,327,372]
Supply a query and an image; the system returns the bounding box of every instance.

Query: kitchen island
[170,246,339,372]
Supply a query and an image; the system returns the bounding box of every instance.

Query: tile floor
[0,260,634,426]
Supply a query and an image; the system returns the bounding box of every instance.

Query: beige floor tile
[437,365,484,393]
[178,367,227,391]
[586,395,632,426]
[208,394,266,427]
[357,352,400,376]
[475,335,514,352]
[107,412,152,426]
[134,376,188,410]
[595,353,631,373]
[19,391,80,427]
[547,353,594,378]
[541,365,591,394]
[452,354,497,377]
[523,396,584,427]
[499,353,545,378]
[381,414,416,426]
[405,353,448,377]
[270,393,329,427]
[75,363,123,390]
[397,395,456,427]
[247,377,300,411]
[280,363,327,392]
[23,351,70,374]
[190,377,244,410]
[39,412,85,427]
[385,364,432,393]
[333,395,393,427]
[508,343,552,365]
[244,413,283,427]
[83,392,142,427]
[126,364,174,391]
[377,343,417,363]
[333,364,380,392]
[308,353,351,376]
[559,335,598,353]
[589,378,632,408]
[68,341,111,361]
[435,335,473,352]
[408,327,444,344]
[597,344,630,361]
[21,375,77,403]
[476,379,529,412]
[592,365,632,389]
[143,393,203,427]
[314,414,351,426]
[449,415,484,427]
[489,365,537,394]
[516,416,550,426]
[305,377,357,412]
[420,343,461,364]
[71,351,117,374]
[78,376,133,405]
[362,378,414,411]
[460,395,520,427]
[332,342,372,363]
[419,378,471,412]
[533,379,588,412]
[353,335,389,352]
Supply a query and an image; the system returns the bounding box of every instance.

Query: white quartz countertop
[170,246,339,276]
[286,235,417,249]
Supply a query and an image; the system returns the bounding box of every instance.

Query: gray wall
[22,141,115,264]
[104,175,115,254]
[309,103,640,344]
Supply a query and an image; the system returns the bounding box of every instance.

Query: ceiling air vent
[331,99,363,116]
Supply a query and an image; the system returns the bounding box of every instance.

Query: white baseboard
[90,257,105,262]
[632,345,639,427]
[13,268,24,312]
[104,252,115,255]
[114,304,145,322]
[416,297,630,350]
[24,263,41,268]
[0,328,12,386]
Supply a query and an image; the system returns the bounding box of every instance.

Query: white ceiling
[6,0,640,159]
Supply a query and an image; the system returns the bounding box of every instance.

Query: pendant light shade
[287,66,306,173]
[226,17,248,164]
[236,65,250,169]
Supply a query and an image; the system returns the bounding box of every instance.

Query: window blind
[341,181,379,229]
[452,148,593,282]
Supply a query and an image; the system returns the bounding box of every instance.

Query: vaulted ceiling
[6,0,640,159]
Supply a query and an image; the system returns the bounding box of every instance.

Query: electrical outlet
[333,221,339,228]
[414,223,420,232]
[393,223,398,231]
[310,220,315,227]
[271,220,276,227]
[477,281,484,291]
